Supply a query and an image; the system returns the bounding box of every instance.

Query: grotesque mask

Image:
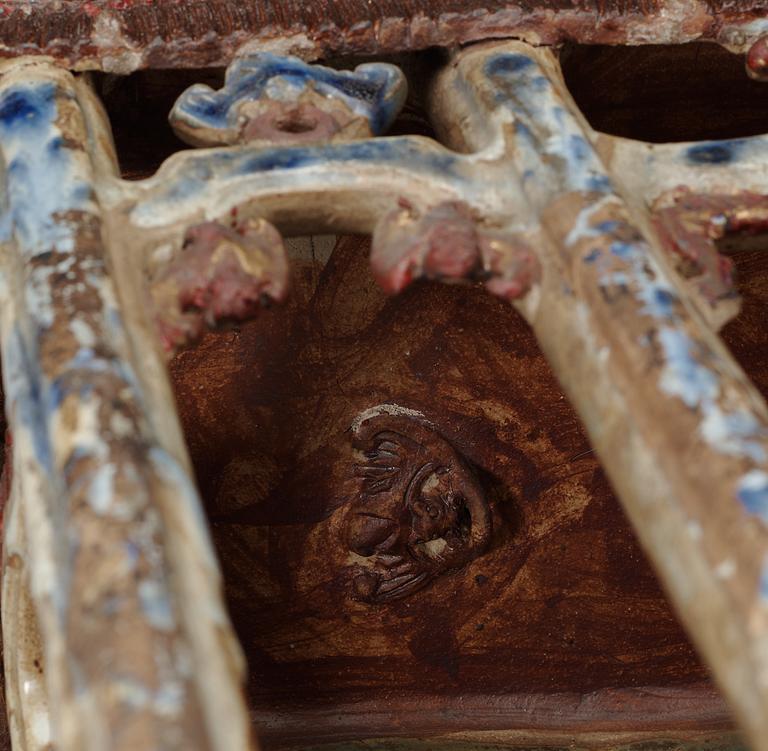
[344,405,492,603]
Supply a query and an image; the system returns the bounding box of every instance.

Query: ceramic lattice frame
[3,4,768,751]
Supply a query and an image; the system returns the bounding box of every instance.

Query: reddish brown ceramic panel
[169,236,733,746]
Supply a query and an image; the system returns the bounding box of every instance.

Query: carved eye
[412,499,441,520]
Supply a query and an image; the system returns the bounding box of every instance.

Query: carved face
[344,406,491,603]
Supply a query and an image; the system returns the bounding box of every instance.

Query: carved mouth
[373,571,430,601]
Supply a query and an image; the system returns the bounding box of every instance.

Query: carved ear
[454,458,492,557]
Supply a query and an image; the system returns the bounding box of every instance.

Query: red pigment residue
[152,218,289,356]
[748,35,768,81]
[371,200,538,300]
[653,190,768,306]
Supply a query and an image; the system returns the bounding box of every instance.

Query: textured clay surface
[0,0,767,71]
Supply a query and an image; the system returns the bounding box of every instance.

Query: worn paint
[748,35,768,80]
[761,558,768,602]
[369,199,537,297]
[485,52,612,196]
[564,198,768,465]
[151,218,289,356]
[580,207,768,466]
[738,471,768,520]
[564,196,616,247]
[351,403,430,433]
[658,329,767,462]
[1,0,768,72]
[604,235,680,321]
[477,45,768,469]
[652,190,768,329]
[658,327,720,409]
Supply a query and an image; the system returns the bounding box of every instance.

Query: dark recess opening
[721,235,768,401]
[562,43,768,143]
[96,50,440,181]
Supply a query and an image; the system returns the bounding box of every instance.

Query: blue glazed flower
[170,53,407,147]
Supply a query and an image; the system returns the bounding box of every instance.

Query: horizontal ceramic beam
[0,1,766,72]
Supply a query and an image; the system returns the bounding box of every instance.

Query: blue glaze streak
[0,82,93,254]
[727,476,768,602]
[761,561,768,601]
[598,222,768,464]
[738,471,768,520]
[44,352,137,415]
[0,89,44,124]
[484,51,613,195]
[485,54,535,75]
[567,199,766,464]
[576,204,768,462]
[610,240,634,260]
[231,137,459,176]
[659,329,767,462]
[0,80,97,474]
[705,411,767,463]
[648,288,677,319]
[134,137,466,224]
[4,326,54,471]
[604,239,680,321]
[686,140,744,165]
[173,53,407,137]
[658,328,719,409]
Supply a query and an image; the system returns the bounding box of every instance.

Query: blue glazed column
[0,61,251,751]
[431,41,768,751]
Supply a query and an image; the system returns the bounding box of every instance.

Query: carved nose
[347,514,400,557]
